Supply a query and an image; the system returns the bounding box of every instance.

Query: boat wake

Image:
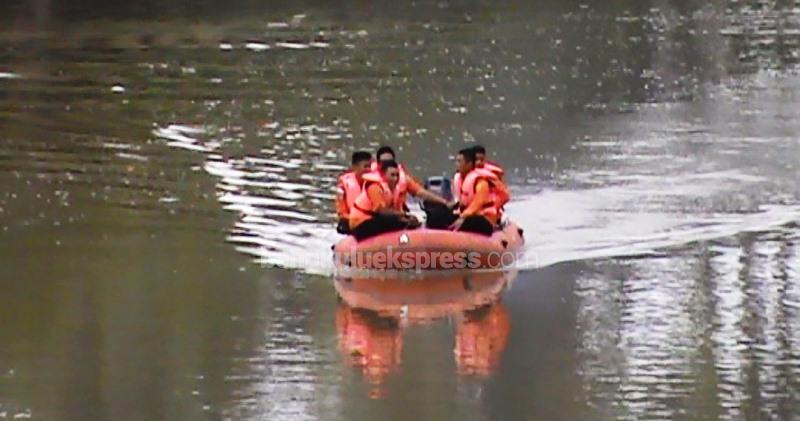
[157,69,800,275]
[510,189,800,270]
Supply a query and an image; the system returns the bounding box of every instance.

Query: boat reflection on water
[335,306,403,395]
[334,270,516,397]
[454,303,511,377]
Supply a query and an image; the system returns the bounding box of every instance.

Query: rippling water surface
[2,0,800,419]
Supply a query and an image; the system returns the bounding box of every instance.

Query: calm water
[2,0,800,419]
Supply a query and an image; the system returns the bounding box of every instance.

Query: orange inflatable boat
[333,221,525,272]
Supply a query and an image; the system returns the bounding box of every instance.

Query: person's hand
[336,218,350,234]
[401,213,420,224]
[449,217,465,231]
[380,208,403,217]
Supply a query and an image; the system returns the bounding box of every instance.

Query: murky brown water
[2,0,800,419]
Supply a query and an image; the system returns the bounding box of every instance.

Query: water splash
[156,122,348,274]
[0,72,23,79]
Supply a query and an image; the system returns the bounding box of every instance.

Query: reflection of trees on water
[722,0,800,70]
[576,230,800,419]
[576,256,704,419]
[0,236,273,419]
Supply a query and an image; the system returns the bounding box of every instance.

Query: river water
[2,0,800,419]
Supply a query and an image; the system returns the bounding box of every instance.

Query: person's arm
[494,179,510,207]
[460,180,490,217]
[335,182,349,218]
[463,180,490,216]
[487,162,505,181]
[367,184,403,216]
[449,173,461,210]
[407,177,448,206]
[450,180,490,230]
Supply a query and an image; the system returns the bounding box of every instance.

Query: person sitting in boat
[449,147,504,236]
[348,160,422,240]
[450,145,510,220]
[470,145,511,210]
[371,145,402,171]
[370,145,450,211]
[472,145,505,180]
[452,145,507,206]
[335,150,373,234]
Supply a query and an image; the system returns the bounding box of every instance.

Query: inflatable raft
[333,221,524,272]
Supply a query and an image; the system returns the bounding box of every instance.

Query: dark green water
[2,0,800,419]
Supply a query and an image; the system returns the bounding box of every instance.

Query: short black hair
[458,147,477,164]
[351,150,372,165]
[379,159,398,172]
[472,145,486,155]
[376,146,395,160]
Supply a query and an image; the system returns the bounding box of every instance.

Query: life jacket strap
[353,203,376,216]
[459,201,495,212]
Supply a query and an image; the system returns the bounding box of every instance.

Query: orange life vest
[459,168,502,223]
[478,161,509,209]
[457,162,506,207]
[368,162,409,204]
[481,161,505,180]
[336,171,362,218]
[349,172,407,229]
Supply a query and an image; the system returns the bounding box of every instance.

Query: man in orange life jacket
[451,145,509,218]
[371,145,449,212]
[473,145,510,212]
[375,146,396,167]
[472,145,505,180]
[349,160,420,241]
[372,145,416,172]
[335,150,372,234]
[453,145,508,207]
[449,147,502,236]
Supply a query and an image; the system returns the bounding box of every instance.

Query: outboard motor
[424,176,452,201]
[423,176,456,229]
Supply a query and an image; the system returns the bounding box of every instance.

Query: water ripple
[579,230,800,419]
[156,121,347,273]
